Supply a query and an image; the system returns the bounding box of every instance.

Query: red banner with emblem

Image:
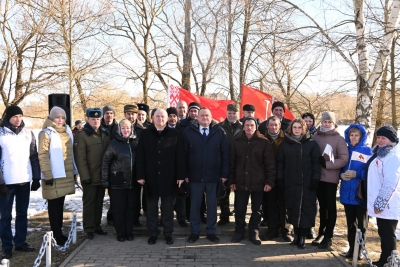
[241,84,295,121]
[167,84,234,122]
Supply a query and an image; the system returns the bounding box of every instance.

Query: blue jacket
[340,124,372,205]
[183,120,230,182]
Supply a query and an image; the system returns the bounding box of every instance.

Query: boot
[297,235,305,249]
[290,234,299,246]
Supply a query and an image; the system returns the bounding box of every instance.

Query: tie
[202,128,207,139]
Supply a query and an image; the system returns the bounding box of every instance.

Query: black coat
[179,117,194,128]
[136,126,185,198]
[277,132,321,228]
[259,117,292,136]
[101,118,118,140]
[183,120,230,183]
[101,132,138,189]
[218,119,242,143]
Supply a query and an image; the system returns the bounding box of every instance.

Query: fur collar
[372,143,397,158]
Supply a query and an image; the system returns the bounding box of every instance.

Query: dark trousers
[0,183,30,250]
[316,181,337,238]
[377,218,398,263]
[266,187,289,235]
[109,188,135,238]
[234,190,263,237]
[48,196,66,239]
[146,194,174,237]
[218,187,231,220]
[82,184,105,233]
[186,194,207,221]
[174,197,186,222]
[189,182,217,235]
[132,183,141,221]
[343,204,368,253]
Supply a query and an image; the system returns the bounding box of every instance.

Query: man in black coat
[217,104,242,225]
[259,101,292,134]
[183,108,230,243]
[179,102,200,127]
[136,109,185,245]
[239,104,261,125]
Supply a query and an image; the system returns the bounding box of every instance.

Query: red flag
[241,84,295,121]
[168,84,234,122]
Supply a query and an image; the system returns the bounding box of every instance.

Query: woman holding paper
[312,111,349,249]
[38,106,77,246]
[366,126,400,267]
[339,124,372,260]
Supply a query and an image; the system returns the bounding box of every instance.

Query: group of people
[0,100,398,267]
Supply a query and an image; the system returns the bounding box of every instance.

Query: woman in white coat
[366,126,400,267]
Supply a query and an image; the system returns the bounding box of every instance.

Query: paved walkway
[60,209,350,267]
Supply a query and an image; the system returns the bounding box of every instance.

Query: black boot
[297,235,305,249]
[290,234,299,246]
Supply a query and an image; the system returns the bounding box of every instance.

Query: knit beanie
[5,105,23,121]
[243,117,258,130]
[103,105,115,115]
[49,106,67,120]
[272,101,285,112]
[376,125,399,144]
[321,111,336,125]
[166,107,178,116]
[227,104,238,112]
[188,102,201,111]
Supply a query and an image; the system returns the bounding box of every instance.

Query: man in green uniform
[74,108,110,239]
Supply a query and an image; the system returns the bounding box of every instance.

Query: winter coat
[0,120,41,185]
[229,131,276,191]
[179,117,195,128]
[101,128,138,190]
[183,120,230,183]
[265,130,285,159]
[38,118,76,200]
[277,132,321,228]
[339,124,372,205]
[74,123,110,186]
[136,126,185,198]
[312,126,349,184]
[367,143,400,220]
[218,119,242,143]
[101,118,118,140]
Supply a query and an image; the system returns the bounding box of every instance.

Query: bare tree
[182,0,192,91]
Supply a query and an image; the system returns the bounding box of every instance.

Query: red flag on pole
[241,84,295,121]
[167,84,234,122]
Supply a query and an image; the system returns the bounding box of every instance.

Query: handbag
[355,180,367,209]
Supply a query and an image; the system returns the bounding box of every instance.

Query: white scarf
[41,125,77,179]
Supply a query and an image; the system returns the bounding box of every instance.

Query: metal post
[0,259,10,267]
[352,229,361,267]
[46,231,52,267]
[390,250,398,267]
[72,213,77,244]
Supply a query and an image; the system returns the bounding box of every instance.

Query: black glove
[0,183,9,196]
[102,181,109,188]
[31,180,41,191]
[74,175,77,181]
[277,179,285,190]
[44,179,54,186]
[319,156,326,169]
[82,179,91,185]
[309,180,319,191]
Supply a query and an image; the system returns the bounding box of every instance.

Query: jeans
[0,183,30,250]
[189,182,217,235]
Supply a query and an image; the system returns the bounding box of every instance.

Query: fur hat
[227,104,238,112]
[49,106,67,120]
[124,104,138,113]
[376,125,399,144]
[243,104,255,112]
[272,101,285,112]
[166,107,178,117]
[102,105,115,115]
[137,103,150,114]
[5,105,23,121]
[188,102,201,111]
[86,108,103,118]
[321,111,336,125]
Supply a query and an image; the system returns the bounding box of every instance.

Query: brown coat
[312,126,349,184]
[265,129,285,159]
[229,130,276,191]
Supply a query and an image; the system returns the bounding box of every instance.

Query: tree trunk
[182,0,192,91]
[372,65,388,146]
[238,0,251,102]
[227,0,235,101]
[390,36,398,129]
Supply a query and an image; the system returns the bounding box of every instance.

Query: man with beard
[217,104,242,225]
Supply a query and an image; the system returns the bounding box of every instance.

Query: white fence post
[352,229,361,267]
[46,231,52,267]
[0,259,10,267]
[72,213,77,244]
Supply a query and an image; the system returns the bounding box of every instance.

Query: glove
[319,156,326,169]
[0,183,9,196]
[74,175,78,181]
[340,173,348,181]
[277,179,285,190]
[344,170,356,179]
[309,180,319,191]
[31,180,41,191]
[102,181,109,188]
[44,179,54,186]
[82,179,91,185]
